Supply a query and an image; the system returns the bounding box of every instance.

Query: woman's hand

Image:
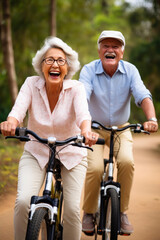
[80,120,99,147]
[82,130,99,147]
[0,117,19,136]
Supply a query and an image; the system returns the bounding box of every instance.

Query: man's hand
[143,120,158,133]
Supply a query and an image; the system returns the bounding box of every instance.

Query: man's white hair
[32,37,80,79]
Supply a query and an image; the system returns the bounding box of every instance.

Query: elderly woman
[0,37,99,240]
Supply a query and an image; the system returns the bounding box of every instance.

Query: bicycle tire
[102,188,119,240]
[25,207,55,240]
[56,190,63,240]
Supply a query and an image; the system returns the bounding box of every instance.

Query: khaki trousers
[14,151,87,240]
[83,125,135,213]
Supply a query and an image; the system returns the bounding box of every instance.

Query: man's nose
[107,46,113,51]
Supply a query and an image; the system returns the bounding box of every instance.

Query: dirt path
[0,133,160,240]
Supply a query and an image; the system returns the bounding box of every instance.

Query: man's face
[98,38,124,72]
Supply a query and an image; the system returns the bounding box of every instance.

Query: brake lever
[141,130,150,135]
[71,143,93,152]
[133,129,150,135]
[5,136,31,142]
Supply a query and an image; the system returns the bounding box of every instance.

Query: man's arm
[141,97,158,132]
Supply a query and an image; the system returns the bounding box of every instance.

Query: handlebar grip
[15,127,20,135]
[82,137,105,145]
[96,138,105,145]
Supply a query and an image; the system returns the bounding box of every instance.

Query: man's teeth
[106,56,115,59]
[105,53,116,59]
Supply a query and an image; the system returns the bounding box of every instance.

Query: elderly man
[79,30,158,235]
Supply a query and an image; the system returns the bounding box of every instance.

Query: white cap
[97,30,125,46]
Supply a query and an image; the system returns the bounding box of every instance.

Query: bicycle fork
[28,147,62,223]
[28,170,60,224]
[97,163,121,236]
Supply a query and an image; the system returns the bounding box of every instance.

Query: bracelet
[148,117,157,122]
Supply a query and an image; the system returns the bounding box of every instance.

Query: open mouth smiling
[49,71,61,77]
[104,53,116,59]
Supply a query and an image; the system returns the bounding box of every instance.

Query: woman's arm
[80,119,99,147]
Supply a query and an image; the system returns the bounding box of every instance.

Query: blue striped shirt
[79,59,152,126]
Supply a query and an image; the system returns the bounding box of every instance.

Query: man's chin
[104,59,116,66]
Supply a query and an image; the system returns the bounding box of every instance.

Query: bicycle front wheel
[102,188,119,240]
[56,190,63,240]
[25,208,55,240]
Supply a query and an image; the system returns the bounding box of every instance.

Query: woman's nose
[52,60,59,67]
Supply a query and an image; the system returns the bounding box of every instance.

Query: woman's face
[42,48,68,86]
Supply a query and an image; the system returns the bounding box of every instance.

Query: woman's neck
[46,82,63,112]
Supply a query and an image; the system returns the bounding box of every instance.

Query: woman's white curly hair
[32,37,80,80]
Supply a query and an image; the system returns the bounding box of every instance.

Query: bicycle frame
[2,127,105,240]
[92,121,150,239]
[97,127,121,235]
[26,143,63,240]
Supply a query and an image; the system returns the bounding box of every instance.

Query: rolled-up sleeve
[130,65,152,107]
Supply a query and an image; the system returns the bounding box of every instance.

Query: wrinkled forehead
[45,47,66,58]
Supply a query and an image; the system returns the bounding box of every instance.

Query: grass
[0,136,23,195]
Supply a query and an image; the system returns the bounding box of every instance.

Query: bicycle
[91,121,150,240]
[1,127,104,240]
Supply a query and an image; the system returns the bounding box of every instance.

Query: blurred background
[0,0,160,123]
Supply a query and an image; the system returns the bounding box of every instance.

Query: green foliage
[11,0,50,84]
[127,1,160,123]
[0,70,12,122]
[0,137,23,195]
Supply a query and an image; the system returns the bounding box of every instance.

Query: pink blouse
[8,76,91,170]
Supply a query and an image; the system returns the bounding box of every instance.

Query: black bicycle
[91,121,150,240]
[2,127,104,240]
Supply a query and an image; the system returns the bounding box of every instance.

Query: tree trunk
[101,0,108,13]
[50,0,56,36]
[0,0,18,104]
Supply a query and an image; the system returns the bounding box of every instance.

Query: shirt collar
[35,76,75,92]
[117,60,126,74]
[95,59,126,75]
[35,76,45,89]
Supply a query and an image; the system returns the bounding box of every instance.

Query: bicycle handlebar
[92,120,150,135]
[1,127,105,146]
